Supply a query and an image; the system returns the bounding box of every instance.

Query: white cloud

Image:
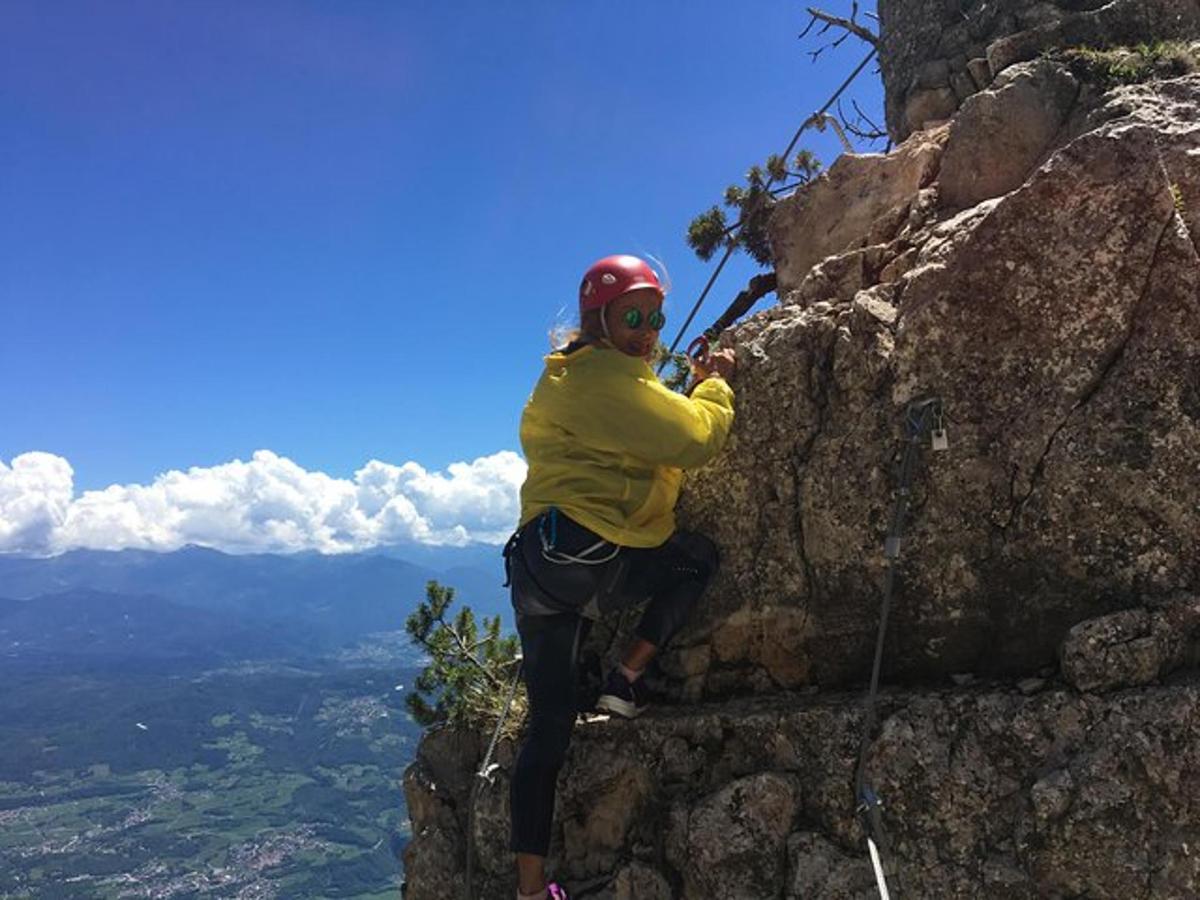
[0,453,75,553]
[0,449,527,556]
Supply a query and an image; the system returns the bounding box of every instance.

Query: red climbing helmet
[578,255,664,313]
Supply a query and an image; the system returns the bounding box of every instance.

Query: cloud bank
[0,450,527,557]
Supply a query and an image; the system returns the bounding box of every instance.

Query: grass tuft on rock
[1056,41,1199,88]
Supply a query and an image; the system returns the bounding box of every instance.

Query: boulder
[605,862,674,900]
[768,127,946,295]
[785,832,877,899]
[939,59,1080,208]
[1060,596,1200,691]
[903,85,959,134]
[666,772,801,898]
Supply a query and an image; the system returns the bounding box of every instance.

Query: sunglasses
[620,307,667,331]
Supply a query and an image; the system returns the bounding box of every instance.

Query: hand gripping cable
[684,272,777,365]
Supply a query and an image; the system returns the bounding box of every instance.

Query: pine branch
[439,622,506,690]
[410,598,507,691]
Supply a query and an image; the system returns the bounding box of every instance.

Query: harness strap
[538,508,621,566]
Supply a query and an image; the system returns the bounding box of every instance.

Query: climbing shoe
[595,669,648,718]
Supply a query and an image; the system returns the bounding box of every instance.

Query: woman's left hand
[691,348,736,382]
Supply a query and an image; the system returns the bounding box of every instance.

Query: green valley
[0,654,421,899]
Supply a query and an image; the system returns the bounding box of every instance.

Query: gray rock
[605,862,673,900]
[769,127,946,296]
[878,0,1200,140]
[1061,608,1157,692]
[667,772,802,898]
[403,824,464,900]
[785,831,878,899]
[904,85,959,133]
[1060,597,1200,692]
[1030,768,1075,822]
[916,57,952,90]
[678,77,1200,693]
[986,30,1048,79]
[939,59,1080,208]
[405,685,1200,897]
[1017,677,1047,695]
[967,57,993,91]
[1017,3,1066,31]
[950,70,977,102]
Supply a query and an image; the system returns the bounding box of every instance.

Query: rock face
[406,678,1200,898]
[938,58,1080,209]
[677,72,1200,697]
[404,28,1200,900]
[877,0,1200,140]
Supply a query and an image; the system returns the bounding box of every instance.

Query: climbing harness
[465,653,525,900]
[657,47,878,376]
[538,507,621,567]
[854,397,949,900]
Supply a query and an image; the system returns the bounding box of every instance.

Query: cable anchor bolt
[931,406,949,452]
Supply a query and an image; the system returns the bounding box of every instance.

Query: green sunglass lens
[620,308,666,330]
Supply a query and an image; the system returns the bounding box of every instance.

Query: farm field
[0,657,422,899]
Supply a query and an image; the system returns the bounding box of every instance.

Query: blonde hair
[548,308,603,350]
[644,252,673,295]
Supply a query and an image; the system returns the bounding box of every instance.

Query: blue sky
[1,1,882,554]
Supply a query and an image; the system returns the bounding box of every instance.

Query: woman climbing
[503,254,737,900]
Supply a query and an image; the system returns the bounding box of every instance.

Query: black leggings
[506,512,718,856]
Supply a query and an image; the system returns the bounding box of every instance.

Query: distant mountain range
[0,588,308,664]
[0,544,511,667]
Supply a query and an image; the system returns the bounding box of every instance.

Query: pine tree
[686,150,822,266]
[404,581,521,728]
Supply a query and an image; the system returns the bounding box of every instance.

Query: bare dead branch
[851,99,887,137]
[836,98,888,143]
[803,5,879,48]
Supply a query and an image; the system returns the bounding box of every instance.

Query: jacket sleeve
[564,370,735,469]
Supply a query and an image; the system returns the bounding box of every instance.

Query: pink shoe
[547,883,570,900]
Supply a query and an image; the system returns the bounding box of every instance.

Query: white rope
[867,836,892,900]
[539,531,621,566]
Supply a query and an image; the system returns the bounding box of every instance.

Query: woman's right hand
[692,347,737,382]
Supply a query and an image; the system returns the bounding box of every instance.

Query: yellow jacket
[518,343,735,547]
